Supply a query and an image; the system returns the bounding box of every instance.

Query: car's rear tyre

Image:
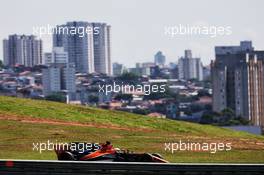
[58,152,76,161]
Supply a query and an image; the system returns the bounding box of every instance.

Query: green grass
[0,96,264,163]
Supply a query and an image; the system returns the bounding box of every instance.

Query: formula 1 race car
[54,141,168,163]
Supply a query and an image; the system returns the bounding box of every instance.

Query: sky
[0,0,263,67]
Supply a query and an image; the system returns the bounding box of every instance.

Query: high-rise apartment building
[44,47,69,65]
[53,21,111,75]
[42,66,61,95]
[112,62,125,76]
[53,21,94,74]
[93,23,111,75]
[3,35,42,67]
[129,62,151,76]
[178,50,203,81]
[211,41,264,127]
[42,47,76,97]
[154,51,166,67]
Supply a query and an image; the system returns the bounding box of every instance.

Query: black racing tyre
[58,152,76,161]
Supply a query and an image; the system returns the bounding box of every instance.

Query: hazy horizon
[0,0,263,67]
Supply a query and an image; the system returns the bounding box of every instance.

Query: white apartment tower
[42,47,76,96]
[53,21,112,75]
[53,22,94,73]
[93,23,112,75]
[178,50,203,81]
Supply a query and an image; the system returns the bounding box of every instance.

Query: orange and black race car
[55,141,168,163]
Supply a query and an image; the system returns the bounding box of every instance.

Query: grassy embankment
[0,96,264,162]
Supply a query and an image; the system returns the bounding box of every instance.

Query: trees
[88,95,99,104]
[200,114,215,124]
[200,108,250,126]
[118,72,139,83]
[190,104,203,113]
[133,108,150,115]
[45,93,66,103]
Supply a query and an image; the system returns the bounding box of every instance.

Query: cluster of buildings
[52,22,111,74]
[0,66,210,120]
[1,29,212,122]
[212,41,264,127]
[3,21,111,98]
[42,47,76,97]
[75,77,210,120]
[113,50,206,82]
[3,35,43,67]
[2,20,263,129]
[0,69,42,98]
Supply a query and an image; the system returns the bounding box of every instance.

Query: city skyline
[0,0,264,67]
